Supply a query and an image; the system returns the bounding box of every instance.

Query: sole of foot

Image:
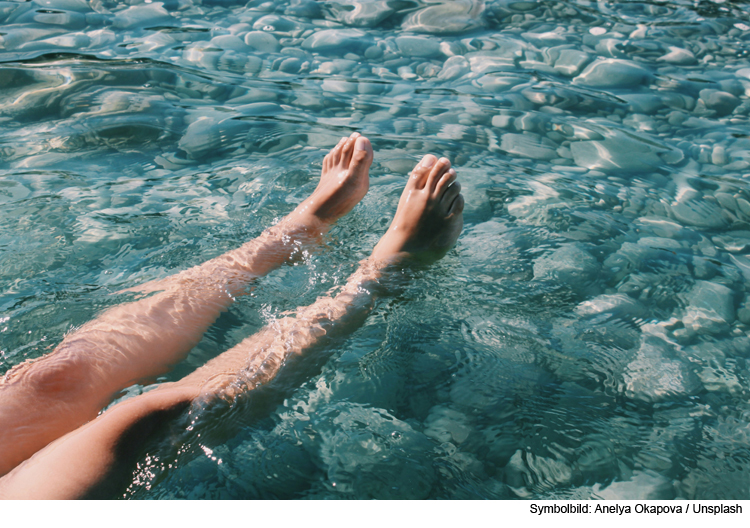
[372,154,464,264]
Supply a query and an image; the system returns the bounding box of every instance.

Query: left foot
[288,132,373,227]
[128,134,373,294]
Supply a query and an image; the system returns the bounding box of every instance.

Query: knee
[9,349,93,399]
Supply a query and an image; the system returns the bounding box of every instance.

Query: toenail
[354,137,369,151]
[421,155,436,168]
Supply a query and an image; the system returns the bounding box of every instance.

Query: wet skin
[0,139,463,499]
[0,132,373,478]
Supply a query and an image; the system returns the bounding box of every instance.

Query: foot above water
[289,132,373,227]
[372,154,464,263]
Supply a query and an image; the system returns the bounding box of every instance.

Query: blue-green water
[2,0,750,499]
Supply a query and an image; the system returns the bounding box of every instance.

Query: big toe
[409,154,437,189]
[350,136,373,171]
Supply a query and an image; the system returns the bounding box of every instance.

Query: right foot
[288,132,373,227]
[372,154,464,263]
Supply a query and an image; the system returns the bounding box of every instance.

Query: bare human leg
[0,133,373,477]
[0,153,464,499]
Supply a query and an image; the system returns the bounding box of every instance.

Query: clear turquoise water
[2,0,750,499]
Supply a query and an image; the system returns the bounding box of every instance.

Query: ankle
[281,206,329,235]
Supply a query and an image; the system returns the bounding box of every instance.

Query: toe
[328,137,347,167]
[409,154,437,189]
[434,168,457,197]
[426,157,451,192]
[339,132,360,167]
[350,136,373,168]
[441,181,461,210]
[448,193,465,215]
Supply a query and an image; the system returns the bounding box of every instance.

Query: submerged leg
[0,154,464,499]
[0,133,373,477]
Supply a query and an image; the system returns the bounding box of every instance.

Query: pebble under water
[2,0,750,500]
